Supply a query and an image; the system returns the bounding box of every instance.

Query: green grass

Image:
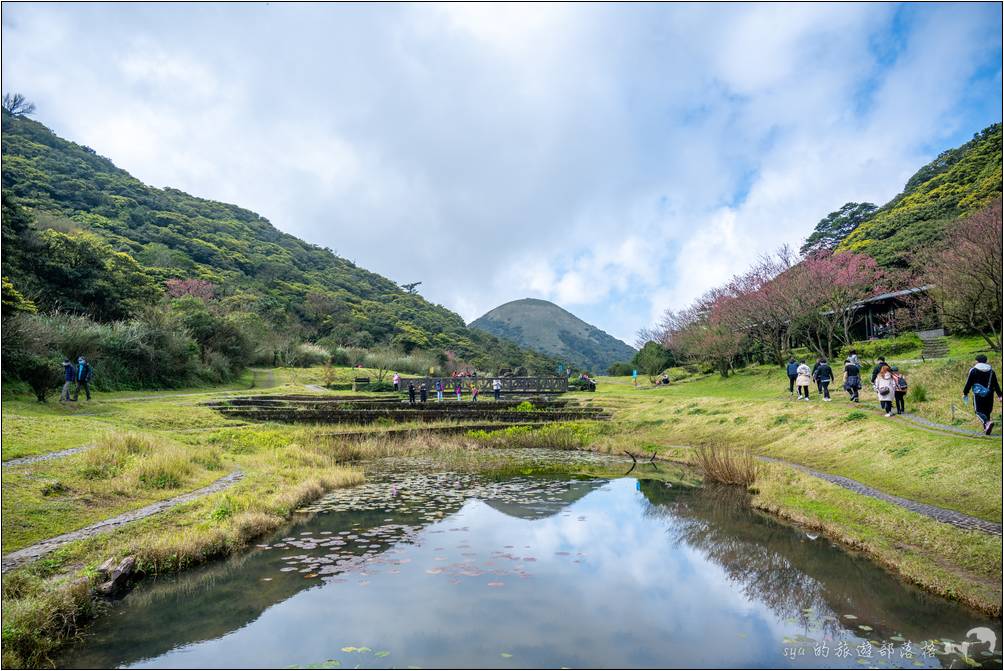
[588,340,1003,522]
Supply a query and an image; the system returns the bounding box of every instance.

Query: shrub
[691,444,759,487]
[845,410,868,421]
[134,448,193,489]
[909,382,928,402]
[514,400,535,412]
[607,362,634,376]
[838,333,923,363]
[289,343,330,368]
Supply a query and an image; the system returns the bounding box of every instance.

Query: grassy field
[2,350,1002,666]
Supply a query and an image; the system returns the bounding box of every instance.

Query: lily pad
[374,651,390,658]
[858,625,872,631]
[340,647,357,653]
[500,653,513,658]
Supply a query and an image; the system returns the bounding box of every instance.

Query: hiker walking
[848,349,861,367]
[471,384,479,402]
[795,361,812,400]
[890,366,908,415]
[492,378,502,400]
[813,358,833,401]
[393,372,401,392]
[874,365,897,417]
[811,357,825,395]
[842,358,861,402]
[454,381,462,401]
[870,356,887,384]
[60,358,76,402]
[408,382,416,404]
[435,379,443,402]
[963,354,1002,435]
[419,382,428,403]
[74,357,93,401]
[785,358,799,397]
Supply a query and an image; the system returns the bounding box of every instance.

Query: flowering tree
[165,278,216,300]
[924,201,1003,350]
[789,251,887,359]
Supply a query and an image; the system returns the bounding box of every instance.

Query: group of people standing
[784,351,1002,434]
[405,377,502,404]
[60,357,94,402]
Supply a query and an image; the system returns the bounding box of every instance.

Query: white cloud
[1,3,1000,345]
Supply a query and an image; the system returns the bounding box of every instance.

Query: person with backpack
[874,364,897,417]
[471,384,479,402]
[60,358,77,402]
[811,358,824,395]
[842,358,861,402]
[813,358,834,401]
[795,360,812,401]
[454,381,462,401]
[963,354,1003,435]
[890,366,908,415]
[73,357,93,401]
[785,358,799,397]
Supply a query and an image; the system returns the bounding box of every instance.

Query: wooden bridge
[398,376,568,395]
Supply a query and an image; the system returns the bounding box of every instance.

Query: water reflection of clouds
[106,474,997,670]
[133,479,798,668]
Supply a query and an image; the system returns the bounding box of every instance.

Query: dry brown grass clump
[691,444,759,487]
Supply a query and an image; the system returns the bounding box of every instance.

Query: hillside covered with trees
[836,123,1001,265]
[1,107,558,396]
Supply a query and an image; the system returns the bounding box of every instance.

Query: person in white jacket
[874,365,897,416]
[795,361,812,400]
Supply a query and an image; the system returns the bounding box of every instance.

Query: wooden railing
[397,376,568,394]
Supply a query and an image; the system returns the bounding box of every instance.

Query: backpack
[895,375,907,391]
[83,363,95,382]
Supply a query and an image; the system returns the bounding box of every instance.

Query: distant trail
[1,470,244,573]
[2,445,93,468]
[758,456,1001,536]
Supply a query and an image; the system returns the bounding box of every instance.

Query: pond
[61,450,1001,669]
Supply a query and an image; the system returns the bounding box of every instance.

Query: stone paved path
[2,445,93,468]
[1,470,244,572]
[759,457,1002,536]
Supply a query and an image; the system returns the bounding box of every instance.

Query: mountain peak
[469,299,634,372]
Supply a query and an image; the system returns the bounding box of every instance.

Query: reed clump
[691,444,759,487]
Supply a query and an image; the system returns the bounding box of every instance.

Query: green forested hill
[470,298,635,373]
[836,123,1002,266]
[0,109,555,373]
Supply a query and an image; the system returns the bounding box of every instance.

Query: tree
[632,341,674,376]
[2,93,36,117]
[800,202,878,255]
[923,201,1003,349]
[786,251,887,359]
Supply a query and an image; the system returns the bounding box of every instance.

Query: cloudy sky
[2,3,1001,344]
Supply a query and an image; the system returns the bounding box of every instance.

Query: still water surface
[62,453,1002,669]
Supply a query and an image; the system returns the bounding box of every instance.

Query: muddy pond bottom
[62,455,1001,669]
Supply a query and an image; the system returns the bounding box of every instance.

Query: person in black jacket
[785,359,798,397]
[811,358,824,395]
[870,356,887,384]
[843,359,861,402]
[813,359,834,401]
[963,355,1003,435]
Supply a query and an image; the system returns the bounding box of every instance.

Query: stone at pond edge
[96,556,136,596]
[97,557,117,579]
